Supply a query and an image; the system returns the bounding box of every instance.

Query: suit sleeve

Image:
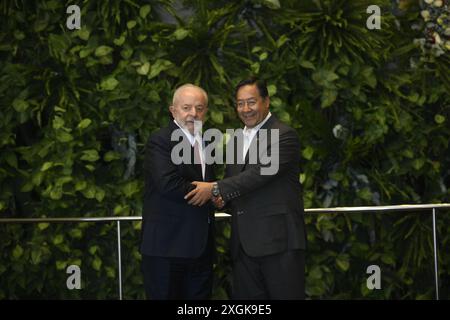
[144,133,193,202]
[217,128,300,202]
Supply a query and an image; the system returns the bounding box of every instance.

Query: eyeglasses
[236,98,257,109]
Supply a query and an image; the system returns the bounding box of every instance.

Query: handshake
[184,181,225,209]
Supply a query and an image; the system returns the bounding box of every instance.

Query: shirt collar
[243,112,272,135]
[173,120,201,146]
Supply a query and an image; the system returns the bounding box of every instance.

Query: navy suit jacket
[140,121,215,258]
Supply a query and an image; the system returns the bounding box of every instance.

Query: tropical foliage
[0,0,449,299]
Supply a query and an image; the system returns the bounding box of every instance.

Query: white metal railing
[1,203,450,300]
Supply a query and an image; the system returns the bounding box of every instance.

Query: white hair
[172,83,208,106]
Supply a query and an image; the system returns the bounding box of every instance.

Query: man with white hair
[140,84,216,299]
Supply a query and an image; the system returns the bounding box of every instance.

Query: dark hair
[235,77,269,99]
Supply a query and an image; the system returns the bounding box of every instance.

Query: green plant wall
[0,0,449,299]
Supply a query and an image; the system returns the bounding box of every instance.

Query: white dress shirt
[174,120,205,180]
[242,112,272,162]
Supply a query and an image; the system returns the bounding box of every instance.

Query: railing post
[117,220,123,300]
[432,207,439,300]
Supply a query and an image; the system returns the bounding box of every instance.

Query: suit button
[237,210,244,215]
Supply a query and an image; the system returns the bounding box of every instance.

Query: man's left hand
[185,181,214,206]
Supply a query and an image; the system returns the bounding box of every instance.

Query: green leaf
[32,171,43,186]
[105,266,116,278]
[113,34,126,46]
[277,111,291,123]
[53,234,64,245]
[92,257,102,271]
[148,59,173,79]
[95,188,105,202]
[12,245,24,259]
[41,162,53,171]
[56,131,73,143]
[75,180,87,191]
[52,116,65,129]
[336,255,350,271]
[48,34,70,60]
[412,158,425,170]
[308,266,323,279]
[271,97,282,108]
[79,47,93,58]
[434,114,445,124]
[276,35,289,48]
[300,173,306,184]
[50,187,62,200]
[100,77,119,91]
[77,118,92,130]
[37,223,49,231]
[114,204,125,215]
[312,69,339,87]
[173,28,189,40]
[137,34,147,42]
[31,250,42,265]
[361,67,377,88]
[329,172,344,181]
[211,110,223,124]
[69,228,83,239]
[77,28,90,41]
[56,176,72,186]
[89,245,99,255]
[56,260,67,270]
[139,5,151,19]
[251,62,260,74]
[85,164,95,172]
[136,62,150,75]
[5,151,18,168]
[321,89,338,108]
[34,16,49,32]
[95,46,113,57]
[262,0,281,9]
[302,146,314,160]
[20,182,33,192]
[210,56,226,82]
[357,188,372,201]
[12,99,29,112]
[80,150,100,162]
[121,47,133,59]
[259,52,268,61]
[300,60,316,70]
[14,30,25,40]
[127,20,137,29]
[104,151,121,162]
[251,46,262,53]
[123,180,139,198]
[267,84,277,96]
[82,185,96,199]
[381,254,395,265]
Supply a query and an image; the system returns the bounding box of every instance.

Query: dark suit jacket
[140,121,215,258]
[217,115,306,258]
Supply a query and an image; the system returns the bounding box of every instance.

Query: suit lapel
[168,121,203,180]
[239,115,277,172]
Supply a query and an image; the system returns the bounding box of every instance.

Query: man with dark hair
[186,77,307,299]
[234,76,269,99]
[140,84,215,300]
